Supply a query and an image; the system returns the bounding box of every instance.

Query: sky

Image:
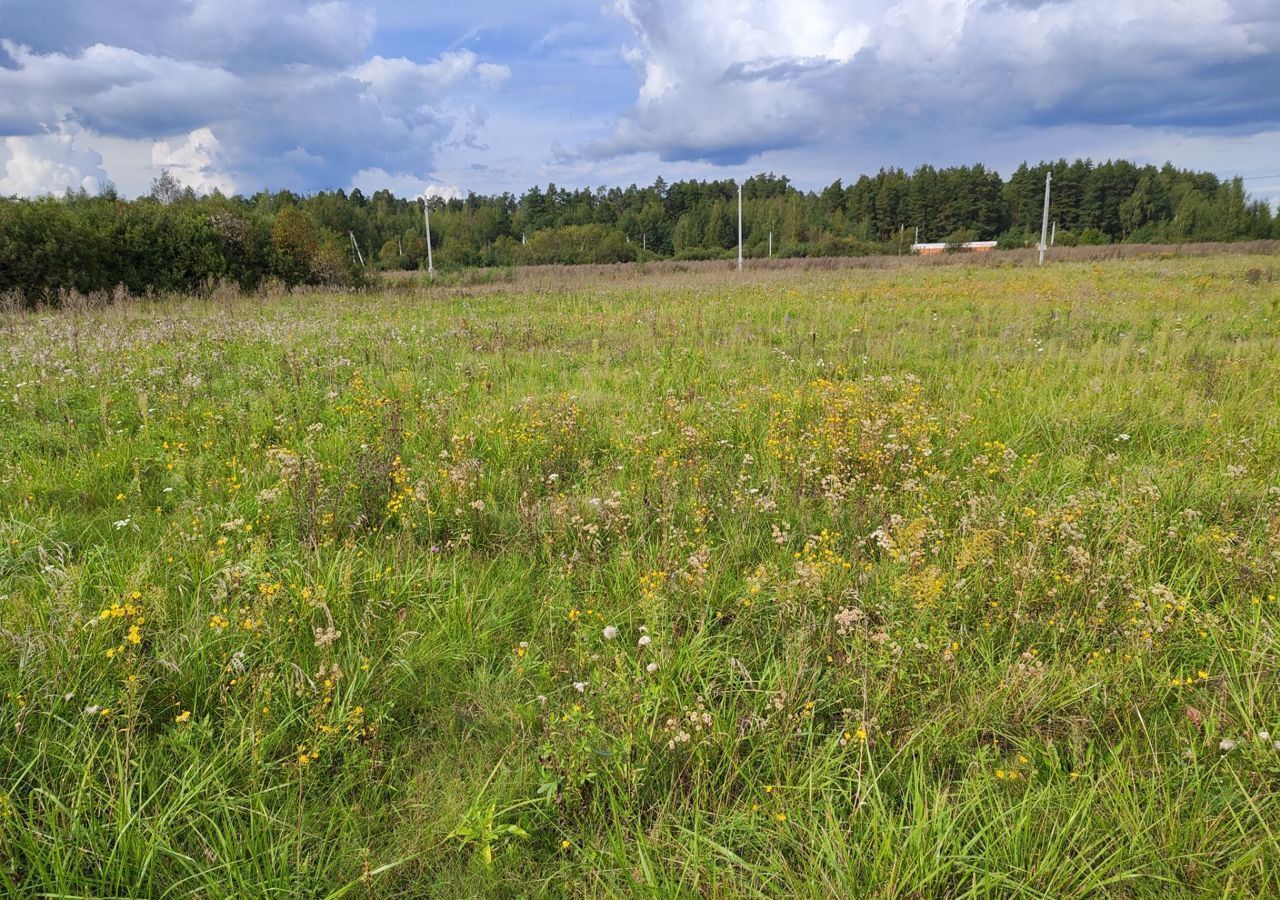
[1,0,1278,206]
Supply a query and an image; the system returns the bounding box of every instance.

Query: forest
[1,159,1276,303]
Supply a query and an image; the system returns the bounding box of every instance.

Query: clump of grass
[2,254,1279,896]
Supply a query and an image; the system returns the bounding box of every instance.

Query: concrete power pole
[1039,172,1052,266]
[737,182,744,272]
[423,196,435,278]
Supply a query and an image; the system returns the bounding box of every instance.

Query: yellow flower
[775,812,787,823]
[175,710,191,724]
[126,625,142,645]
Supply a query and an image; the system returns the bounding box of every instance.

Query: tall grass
[2,254,1279,896]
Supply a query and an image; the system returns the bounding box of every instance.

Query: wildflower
[775,812,787,823]
[573,681,587,693]
[1259,731,1271,741]
[175,710,191,724]
[1219,739,1237,752]
[646,662,659,674]
[602,625,618,640]
[638,634,652,647]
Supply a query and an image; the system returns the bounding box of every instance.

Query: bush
[942,228,978,250]
[674,247,733,261]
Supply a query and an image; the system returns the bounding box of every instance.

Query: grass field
[3,254,1280,897]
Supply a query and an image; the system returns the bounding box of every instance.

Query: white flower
[602,625,618,640]
[1219,739,1237,752]
[573,681,587,693]
[1115,433,1131,442]
[646,662,659,674]
[638,635,652,647]
[1259,730,1271,741]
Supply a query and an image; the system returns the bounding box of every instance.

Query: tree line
[1,160,1275,303]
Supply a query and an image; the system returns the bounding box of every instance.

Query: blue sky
[2,0,1278,206]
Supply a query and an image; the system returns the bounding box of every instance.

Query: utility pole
[423,196,435,278]
[348,231,365,268]
[1039,172,1052,266]
[737,182,743,272]
[1051,220,1056,246]
[768,231,772,259]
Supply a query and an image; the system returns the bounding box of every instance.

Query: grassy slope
[2,256,1280,897]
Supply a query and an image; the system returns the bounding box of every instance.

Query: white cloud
[592,0,1280,164]
[349,168,463,199]
[0,124,107,196]
[0,40,243,138]
[0,4,511,196]
[151,128,236,195]
[351,51,511,123]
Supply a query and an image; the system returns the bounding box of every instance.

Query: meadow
[2,253,1280,897]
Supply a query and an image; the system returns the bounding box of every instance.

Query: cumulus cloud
[0,123,108,196]
[0,1,509,195]
[349,168,463,199]
[590,0,1280,164]
[351,51,510,123]
[3,0,1278,197]
[151,128,236,195]
[0,41,242,138]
